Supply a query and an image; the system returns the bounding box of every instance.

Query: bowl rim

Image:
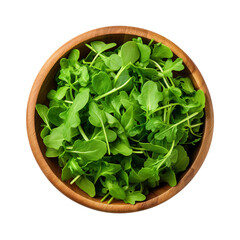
[27,26,214,213]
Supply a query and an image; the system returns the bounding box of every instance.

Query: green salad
[36,37,205,204]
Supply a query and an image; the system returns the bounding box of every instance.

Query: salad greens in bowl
[27,26,214,212]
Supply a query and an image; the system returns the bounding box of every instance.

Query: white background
[1,0,239,239]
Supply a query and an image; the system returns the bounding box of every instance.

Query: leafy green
[92,71,112,95]
[151,42,173,59]
[138,81,163,111]
[69,139,107,163]
[36,37,205,205]
[120,41,140,66]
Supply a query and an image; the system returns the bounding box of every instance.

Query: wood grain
[26,26,214,213]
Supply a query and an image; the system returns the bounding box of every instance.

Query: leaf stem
[157,112,200,139]
[186,113,202,138]
[78,125,89,141]
[131,147,145,151]
[107,196,114,204]
[94,76,133,101]
[150,59,170,88]
[101,119,111,155]
[66,146,73,150]
[148,39,154,46]
[90,52,100,67]
[191,122,203,128]
[64,100,73,104]
[129,137,139,143]
[156,140,175,169]
[132,150,145,154]
[70,175,80,185]
[113,64,129,86]
[101,192,110,202]
[150,103,179,115]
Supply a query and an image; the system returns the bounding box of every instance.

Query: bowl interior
[33,30,210,212]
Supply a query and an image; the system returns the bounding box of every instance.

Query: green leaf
[105,179,126,200]
[78,65,89,87]
[40,126,50,138]
[55,86,69,100]
[173,145,190,173]
[68,49,80,63]
[162,58,184,78]
[61,158,84,181]
[154,124,178,142]
[139,142,168,154]
[90,41,116,54]
[138,81,163,111]
[94,162,122,183]
[43,124,65,150]
[88,101,110,154]
[129,167,156,183]
[36,104,50,127]
[92,71,112,95]
[89,101,106,127]
[124,191,146,204]
[110,139,132,156]
[76,176,96,197]
[179,77,195,94]
[93,128,117,142]
[121,106,136,132]
[160,168,177,187]
[151,43,173,59]
[70,139,107,162]
[101,54,122,71]
[121,156,132,171]
[181,90,205,114]
[47,106,65,126]
[46,147,63,158]
[136,42,151,62]
[63,88,90,141]
[120,41,140,66]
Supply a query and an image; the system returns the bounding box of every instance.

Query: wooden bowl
[27,26,214,213]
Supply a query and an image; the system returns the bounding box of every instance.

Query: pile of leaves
[36,37,205,204]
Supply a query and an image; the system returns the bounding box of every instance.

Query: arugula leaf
[63,88,90,141]
[43,124,65,150]
[162,58,184,78]
[173,145,189,173]
[69,139,107,162]
[120,41,140,66]
[76,176,96,197]
[160,168,177,187]
[92,128,117,142]
[36,104,51,129]
[151,42,173,59]
[92,71,112,95]
[94,162,122,183]
[121,106,136,133]
[101,53,122,71]
[46,147,64,158]
[90,41,116,53]
[110,139,133,156]
[105,178,126,200]
[89,101,110,154]
[139,142,168,154]
[47,106,65,126]
[136,42,151,62]
[138,81,163,112]
[124,191,146,204]
[61,158,84,181]
[179,77,195,94]
[77,65,89,87]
